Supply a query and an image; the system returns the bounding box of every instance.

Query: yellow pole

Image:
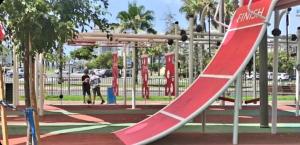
[0,65,9,145]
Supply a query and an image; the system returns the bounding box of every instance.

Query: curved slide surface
[114,0,278,144]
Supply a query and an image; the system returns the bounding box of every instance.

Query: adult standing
[82,69,91,104]
[90,71,105,104]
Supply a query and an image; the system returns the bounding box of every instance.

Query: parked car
[98,69,121,78]
[122,69,132,77]
[277,73,289,81]
[246,72,259,80]
[97,69,112,78]
[289,74,296,80]
[71,70,84,77]
[55,69,69,75]
[6,68,24,78]
[268,72,273,80]
[93,69,105,76]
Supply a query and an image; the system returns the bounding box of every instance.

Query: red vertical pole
[165,53,175,97]
[141,55,149,99]
[112,52,119,96]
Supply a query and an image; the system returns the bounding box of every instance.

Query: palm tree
[180,0,238,75]
[117,2,155,82]
[117,2,155,105]
[117,3,155,34]
[180,0,213,82]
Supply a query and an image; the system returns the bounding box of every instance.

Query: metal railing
[3,75,296,98]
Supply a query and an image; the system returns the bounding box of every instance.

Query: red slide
[114,0,278,144]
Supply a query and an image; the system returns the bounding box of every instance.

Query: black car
[289,75,296,80]
[97,69,122,78]
[99,69,112,78]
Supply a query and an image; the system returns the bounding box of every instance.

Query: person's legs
[92,88,96,104]
[96,86,105,104]
[87,89,92,104]
[83,89,86,103]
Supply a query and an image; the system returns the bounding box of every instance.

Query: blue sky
[107,0,186,33]
[107,0,300,34]
[66,1,300,54]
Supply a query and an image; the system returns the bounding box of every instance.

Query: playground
[2,103,300,145]
[1,0,300,145]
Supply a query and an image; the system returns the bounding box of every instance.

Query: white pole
[296,26,300,116]
[219,0,225,106]
[188,16,194,85]
[35,54,39,107]
[39,54,45,116]
[219,0,225,33]
[123,44,127,105]
[12,45,19,106]
[174,22,179,98]
[132,45,136,109]
[233,73,241,145]
[272,10,280,134]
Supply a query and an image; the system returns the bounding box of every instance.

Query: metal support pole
[188,16,194,85]
[13,45,19,106]
[35,54,39,99]
[253,53,256,100]
[202,110,206,133]
[132,45,136,109]
[233,73,241,145]
[39,54,45,116]
[175,22,179,98]
[259,31,269,128]
[123,44,128,105]
[272,10,280,134]
[68,60,71,95]
[239,75,242,109]
[218,0,225,33]
[219,0,225,106]
[296,27,300,116]
[0,66,9,145]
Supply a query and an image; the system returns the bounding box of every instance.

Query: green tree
[268,52,295,74]
[180,0,213,80]
[0,1,57,143]
[86,52,123,69]
[0,0,109,143]
[146,44,168,76]
[117,2,156,82]
[70,46,96,60]
[87,52,112,69]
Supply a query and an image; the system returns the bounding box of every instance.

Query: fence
[3,75,296,98]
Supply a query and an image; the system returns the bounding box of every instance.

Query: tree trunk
[23,35,32,145]
[28,33,41,143]
[134,43,138,83]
